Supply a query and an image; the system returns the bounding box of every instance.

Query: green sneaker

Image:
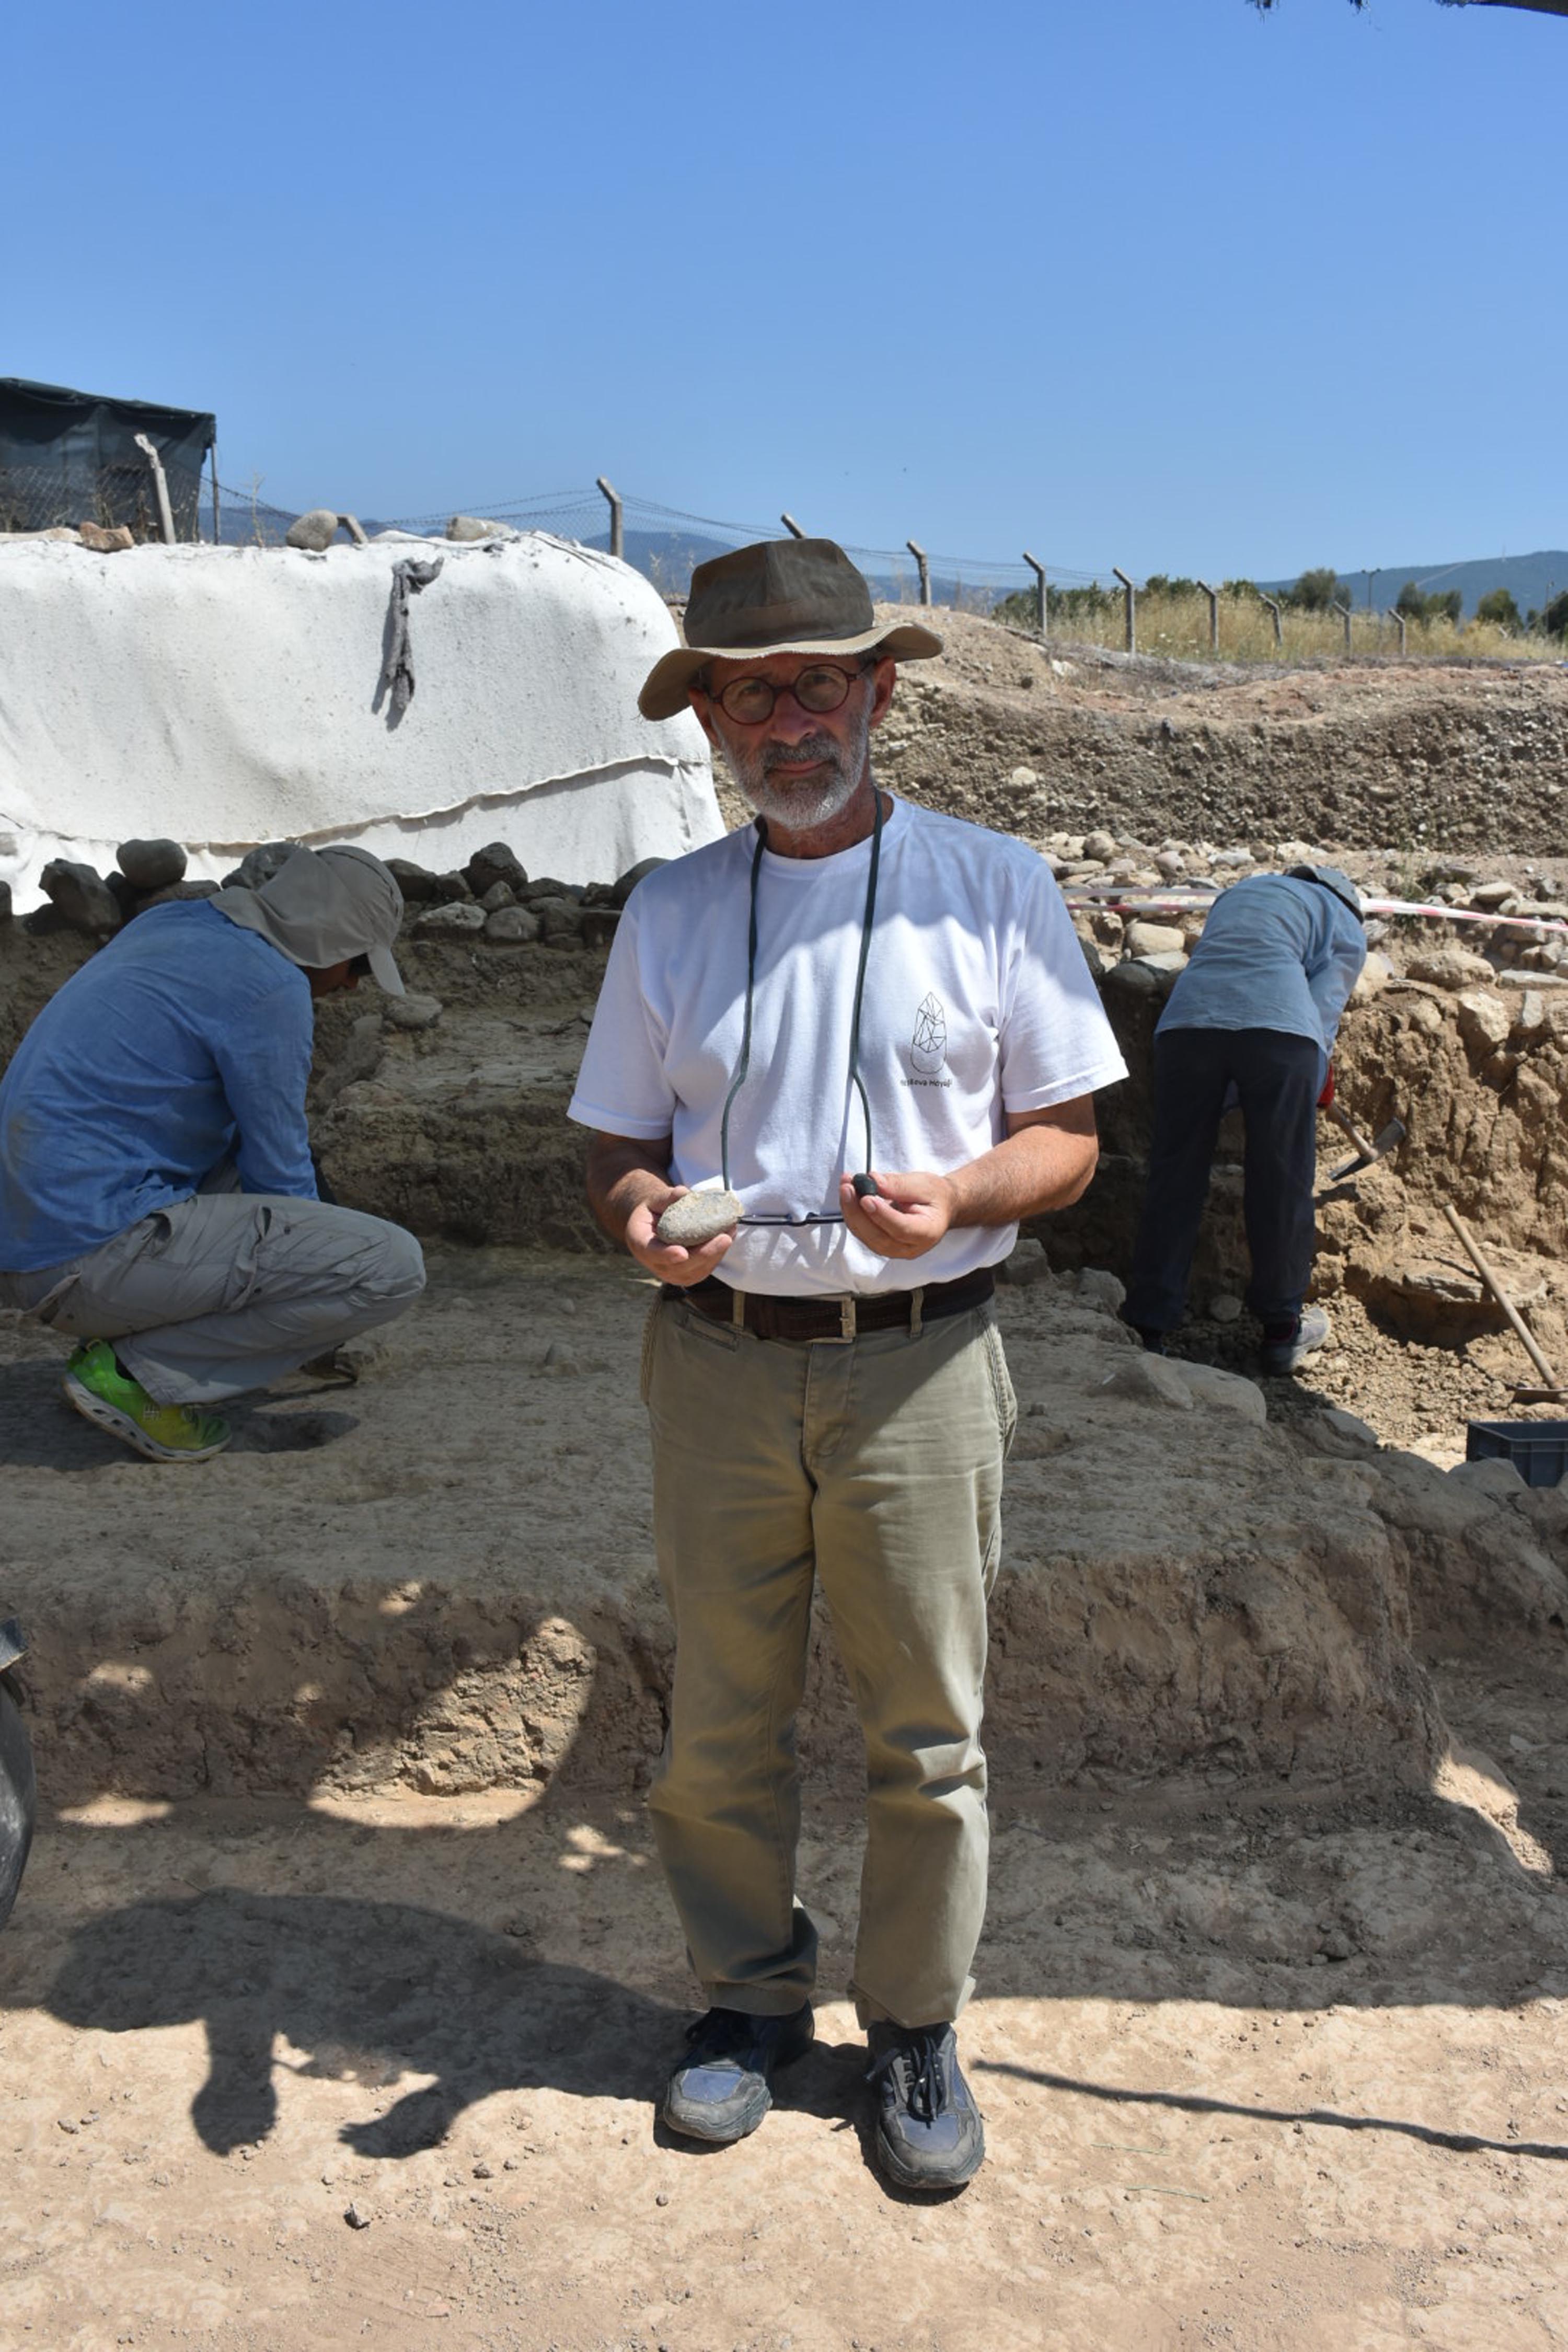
[63,1341,231,1464]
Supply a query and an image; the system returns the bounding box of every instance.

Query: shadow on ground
[32,1883,876,2166]
[976,2056,1568,2165]
[42,1888,683,2156]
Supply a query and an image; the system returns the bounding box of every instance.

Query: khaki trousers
[643,1292,1016,2029]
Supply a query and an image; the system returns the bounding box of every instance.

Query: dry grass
[1036,588,1563,666]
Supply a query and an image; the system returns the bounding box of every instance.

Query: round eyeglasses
[708,658,875,728]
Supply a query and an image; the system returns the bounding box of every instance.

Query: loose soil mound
[866,606,1568,857]
[17,1256,1558,1808]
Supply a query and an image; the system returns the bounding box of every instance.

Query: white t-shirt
[568,797,1127,1297]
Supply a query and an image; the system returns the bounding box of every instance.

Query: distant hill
[587,526,735,592]
[1259,550,1568,621]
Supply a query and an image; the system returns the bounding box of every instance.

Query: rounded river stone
[656,1191,743,1247]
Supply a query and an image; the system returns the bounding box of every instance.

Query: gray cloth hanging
[377,556,444,720]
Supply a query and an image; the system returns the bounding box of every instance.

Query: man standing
[1121,864,1367,1374]
[569,539,1126,2189]
[0,844,426,1461]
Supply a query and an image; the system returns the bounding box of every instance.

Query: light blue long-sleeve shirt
[1156,873,1366,1083]
[0,900,318,1273]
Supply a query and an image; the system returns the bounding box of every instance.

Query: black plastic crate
[1465,1419,1568,1489]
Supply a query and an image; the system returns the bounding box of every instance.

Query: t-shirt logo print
[910,992,949,1076]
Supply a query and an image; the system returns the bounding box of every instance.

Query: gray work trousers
[0,1189,425,1407]
[642,1292,1017,2030]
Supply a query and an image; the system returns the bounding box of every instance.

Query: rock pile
[1038,827,1568,1002]
[9,835,666,955]
[382,839,660,952]
[24,838,213,940]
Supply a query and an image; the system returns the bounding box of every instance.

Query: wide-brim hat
[213,843,407,993]
[638,537,943,721]
[1286,862,1364,922]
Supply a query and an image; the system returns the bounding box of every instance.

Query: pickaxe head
[1329,1117,1406,1183]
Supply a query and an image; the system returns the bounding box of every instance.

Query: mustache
[761,734,843,775]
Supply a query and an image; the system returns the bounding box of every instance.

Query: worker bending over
[0,845,425,1462]
[1121,863,1366,1375]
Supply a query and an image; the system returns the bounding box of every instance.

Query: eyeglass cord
[719,789,884,1201]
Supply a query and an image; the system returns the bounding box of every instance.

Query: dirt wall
[875,624,1568,858]
[4,1267,1485,1810]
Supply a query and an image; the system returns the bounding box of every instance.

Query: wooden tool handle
[1324,1098,1379,1163]
[1441,1202,1560,1389]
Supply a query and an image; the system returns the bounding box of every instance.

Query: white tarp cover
[0,532,720,905]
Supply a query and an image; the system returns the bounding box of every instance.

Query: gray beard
[725,707,872,834]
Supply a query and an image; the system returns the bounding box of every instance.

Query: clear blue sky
[5,0,1562,582]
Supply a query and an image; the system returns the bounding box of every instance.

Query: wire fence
[7,454,1563,664]
[0,455,208,540]
[198,475,1111,614]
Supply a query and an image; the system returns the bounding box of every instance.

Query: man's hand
[838,1171,956,1260]
[838,1100,1101,1262]
[585,1136,739,1287]
[624,1188,737,1287]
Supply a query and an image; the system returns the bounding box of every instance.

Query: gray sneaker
[1260,1303,1331,1377]
[866,2022,985,2190]
[662,2004,814,2144]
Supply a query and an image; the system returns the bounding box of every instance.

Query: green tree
[1395,581,1431,620]
[991,586,1040,629]
[1050,582,1117,622]
[1289,567,1339,613]
[1476,587,1521,628]
[1543,590,1568,640]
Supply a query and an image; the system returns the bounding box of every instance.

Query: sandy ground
[4,1258,1568,2351]
[5,1742,1568,2351]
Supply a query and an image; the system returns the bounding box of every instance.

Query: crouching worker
[1121,863,1366,1376]
[0,845,426,1463]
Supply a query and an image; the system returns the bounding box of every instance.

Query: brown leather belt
[670,1267,995,1344]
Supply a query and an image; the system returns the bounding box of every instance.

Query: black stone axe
[1324,1099,1406,1182]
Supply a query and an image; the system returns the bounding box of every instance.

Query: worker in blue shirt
[1121,864,1366,1376]
[0,844,425,1462]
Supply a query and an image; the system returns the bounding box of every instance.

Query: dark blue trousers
[1123,1026,1321,1334]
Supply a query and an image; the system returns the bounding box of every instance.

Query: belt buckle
[834,1294,857,1343]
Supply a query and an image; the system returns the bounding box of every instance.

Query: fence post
[1259,592,1283,648]
[1112,567,1136,654]
[906,538,931,606]
[1332,598,1353,652]
[595,476,624,561]
[133,433,177,545]
[780,513,805,538]
[1391,607,1408,655]
[1197,579,1221,656]
[1022,551,1047,639]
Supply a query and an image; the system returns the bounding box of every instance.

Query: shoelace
[868,2028,948,2124]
